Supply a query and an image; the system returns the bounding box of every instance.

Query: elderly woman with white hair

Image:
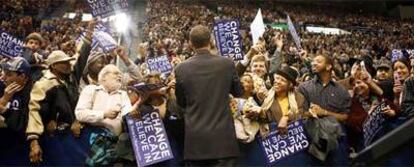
[75,64,141,165]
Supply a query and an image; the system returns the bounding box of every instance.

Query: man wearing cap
[26,33,92,164]
[79,47,143,91]
[375,60,394,101]
[0,57,32,165]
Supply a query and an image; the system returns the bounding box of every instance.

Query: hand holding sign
[382,105,396,117]
[114,46,129,62]
[85,19,98,40]
[277,116,289,135]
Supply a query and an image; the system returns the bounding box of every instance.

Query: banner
[391,49,414,63]
[258,120,309,165]
[0,29,24,57]
[213,20,244,61]
[87,0,129,18]
[363,101,387,146]
[287,15,302,50]
[94,30,117,52]
[250,9,265,45]
[77,23,117,53]
[146,55,173,77]
[125,108,174,167]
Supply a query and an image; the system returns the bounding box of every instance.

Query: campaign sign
[87,0,129,18]
[0,29,24,57]
[125,108,174,166]
[146,55,173,76]
[213,20,244,61]
[94,30,117,52]
[363,101,387,146]
[77,23,116,53]
[258,120,309,165]
[391,49,414,63]
[287,15,302,50]
[391,50,404,63]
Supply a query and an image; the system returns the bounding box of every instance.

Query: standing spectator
[401,76,414,119]
[259,66,311,166]
[75,64,140,166]
[174,25,243,166]
[21,32,47,81]
[26,34,91,165]
[393,58,412,106]
[299,55,351,166]
[0,57,31,165]
[375,60,394,101]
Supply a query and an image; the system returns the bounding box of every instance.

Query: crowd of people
[0,0,413,166]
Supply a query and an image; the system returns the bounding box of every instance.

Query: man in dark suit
[174,25,243,166]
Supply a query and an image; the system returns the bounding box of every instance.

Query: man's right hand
[29,140,42,163]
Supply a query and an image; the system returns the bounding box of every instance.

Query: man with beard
[75,64,141,166]
[26,35,92,164]
[75,64,140,136]
[299,55,351,166]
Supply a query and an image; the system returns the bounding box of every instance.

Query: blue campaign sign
[287,15,302,50]
[258,120,309,165]
[146,55,173,76]
[76,23,117,53]
[391,50,404,63]
[87,0,129,18]
[363,101,387,146]
[0,29,24,57]
[125,108,174,167]
[94,31,117,52]
[213,20,244,61]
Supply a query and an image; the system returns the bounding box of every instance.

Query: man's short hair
[317,54,333,67]
[189,25,211,49]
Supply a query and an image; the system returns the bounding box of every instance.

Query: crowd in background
[0,0,413,166]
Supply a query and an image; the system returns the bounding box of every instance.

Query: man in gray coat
[174,25,243,166]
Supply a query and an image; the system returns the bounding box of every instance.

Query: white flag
[250,9,265,45]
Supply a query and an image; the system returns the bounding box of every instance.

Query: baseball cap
[1,57,30,75]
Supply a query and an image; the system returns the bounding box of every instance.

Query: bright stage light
[113,13,129,33]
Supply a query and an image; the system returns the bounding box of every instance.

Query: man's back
[175,50,242,160]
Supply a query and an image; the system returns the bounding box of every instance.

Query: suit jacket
[175,50,243,160]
